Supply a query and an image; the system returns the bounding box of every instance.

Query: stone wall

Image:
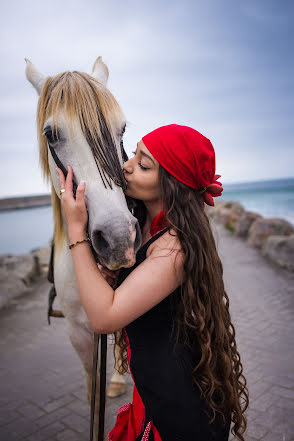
[1,200,293,310]
[206,201,294,272]
[0,244,51,309]
[0,194,51,211]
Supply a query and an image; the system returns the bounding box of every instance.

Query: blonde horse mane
[36,71,126,252]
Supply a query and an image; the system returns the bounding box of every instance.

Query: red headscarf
[142,124,223,207]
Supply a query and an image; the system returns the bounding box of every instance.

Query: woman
[57,124,249,441]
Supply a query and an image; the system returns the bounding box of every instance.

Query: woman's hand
[97,264,120,288]
[56,166,88,241]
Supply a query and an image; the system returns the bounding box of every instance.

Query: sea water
[0,177,293,255]
[0,205,54,255]
[221,177,294,226]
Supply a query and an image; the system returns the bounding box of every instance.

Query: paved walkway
[0,223,293,441]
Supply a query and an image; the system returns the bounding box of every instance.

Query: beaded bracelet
[69,238,91,250]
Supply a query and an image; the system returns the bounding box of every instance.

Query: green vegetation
[29,274,36,284]
[225,223,236,234]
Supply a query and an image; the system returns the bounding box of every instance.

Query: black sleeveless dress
[108,229,231,441]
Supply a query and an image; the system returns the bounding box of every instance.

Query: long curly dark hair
[114,165,249,441]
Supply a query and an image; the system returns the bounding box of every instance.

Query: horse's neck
[53,217,71,273]
[52,194,71,271]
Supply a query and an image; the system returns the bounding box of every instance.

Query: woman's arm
[107,234,184,332]
[69,237,115,332]
[69,230,184,334]
[57,166,184,334]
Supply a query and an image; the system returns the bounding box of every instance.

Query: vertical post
[90,333,99,441]
[98,333,107,441]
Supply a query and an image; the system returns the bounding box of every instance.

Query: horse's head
[25,57,141,270]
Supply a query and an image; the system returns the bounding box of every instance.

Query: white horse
[25,56,141,420]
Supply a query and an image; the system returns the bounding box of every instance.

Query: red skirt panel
[107,388,162,441]
[108,330,162,441]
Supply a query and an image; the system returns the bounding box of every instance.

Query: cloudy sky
[0,0,293,198]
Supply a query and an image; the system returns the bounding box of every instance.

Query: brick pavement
[0,223,293,441]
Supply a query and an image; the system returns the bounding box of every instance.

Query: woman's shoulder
[146,228,183,259]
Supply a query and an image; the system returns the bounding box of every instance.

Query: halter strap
[48,143,78,198]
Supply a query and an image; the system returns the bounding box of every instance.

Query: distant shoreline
[0,194,51,211]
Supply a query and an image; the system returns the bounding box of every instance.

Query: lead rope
[90,333,107,441]
[90,277,119,441]
[98,334,107,441]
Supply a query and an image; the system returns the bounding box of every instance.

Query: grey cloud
[0,0,293,197]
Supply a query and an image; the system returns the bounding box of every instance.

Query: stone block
[236,211,263,238]
[247,217,294,249]
[0,253,40,309]
[261,234,294,272]
[213,200,245,233]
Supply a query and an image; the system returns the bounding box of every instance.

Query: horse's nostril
[93,231,111,256]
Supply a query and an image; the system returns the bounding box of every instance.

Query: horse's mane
[36,71,126,252]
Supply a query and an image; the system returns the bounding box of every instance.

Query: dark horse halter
[46,120,129,441]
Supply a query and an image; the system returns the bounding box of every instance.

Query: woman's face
[123,140,161,202]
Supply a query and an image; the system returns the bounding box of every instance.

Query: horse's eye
[43,128,58,145]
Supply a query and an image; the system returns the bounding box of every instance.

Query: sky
[0,0,293,198]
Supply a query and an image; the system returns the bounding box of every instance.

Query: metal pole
[90,333,100,441]
[98,334,107,441]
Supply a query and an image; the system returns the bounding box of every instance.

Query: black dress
[108,229,231,441]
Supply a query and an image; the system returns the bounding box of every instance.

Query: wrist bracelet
[69,238,91,249]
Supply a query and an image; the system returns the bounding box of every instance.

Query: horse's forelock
[37,70,126,251]
[37,71,125,175]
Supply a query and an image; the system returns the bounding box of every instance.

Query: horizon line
[1,176,294,201]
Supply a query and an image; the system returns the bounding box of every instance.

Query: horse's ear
[91,56,109,86]
[25,58,46,96]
